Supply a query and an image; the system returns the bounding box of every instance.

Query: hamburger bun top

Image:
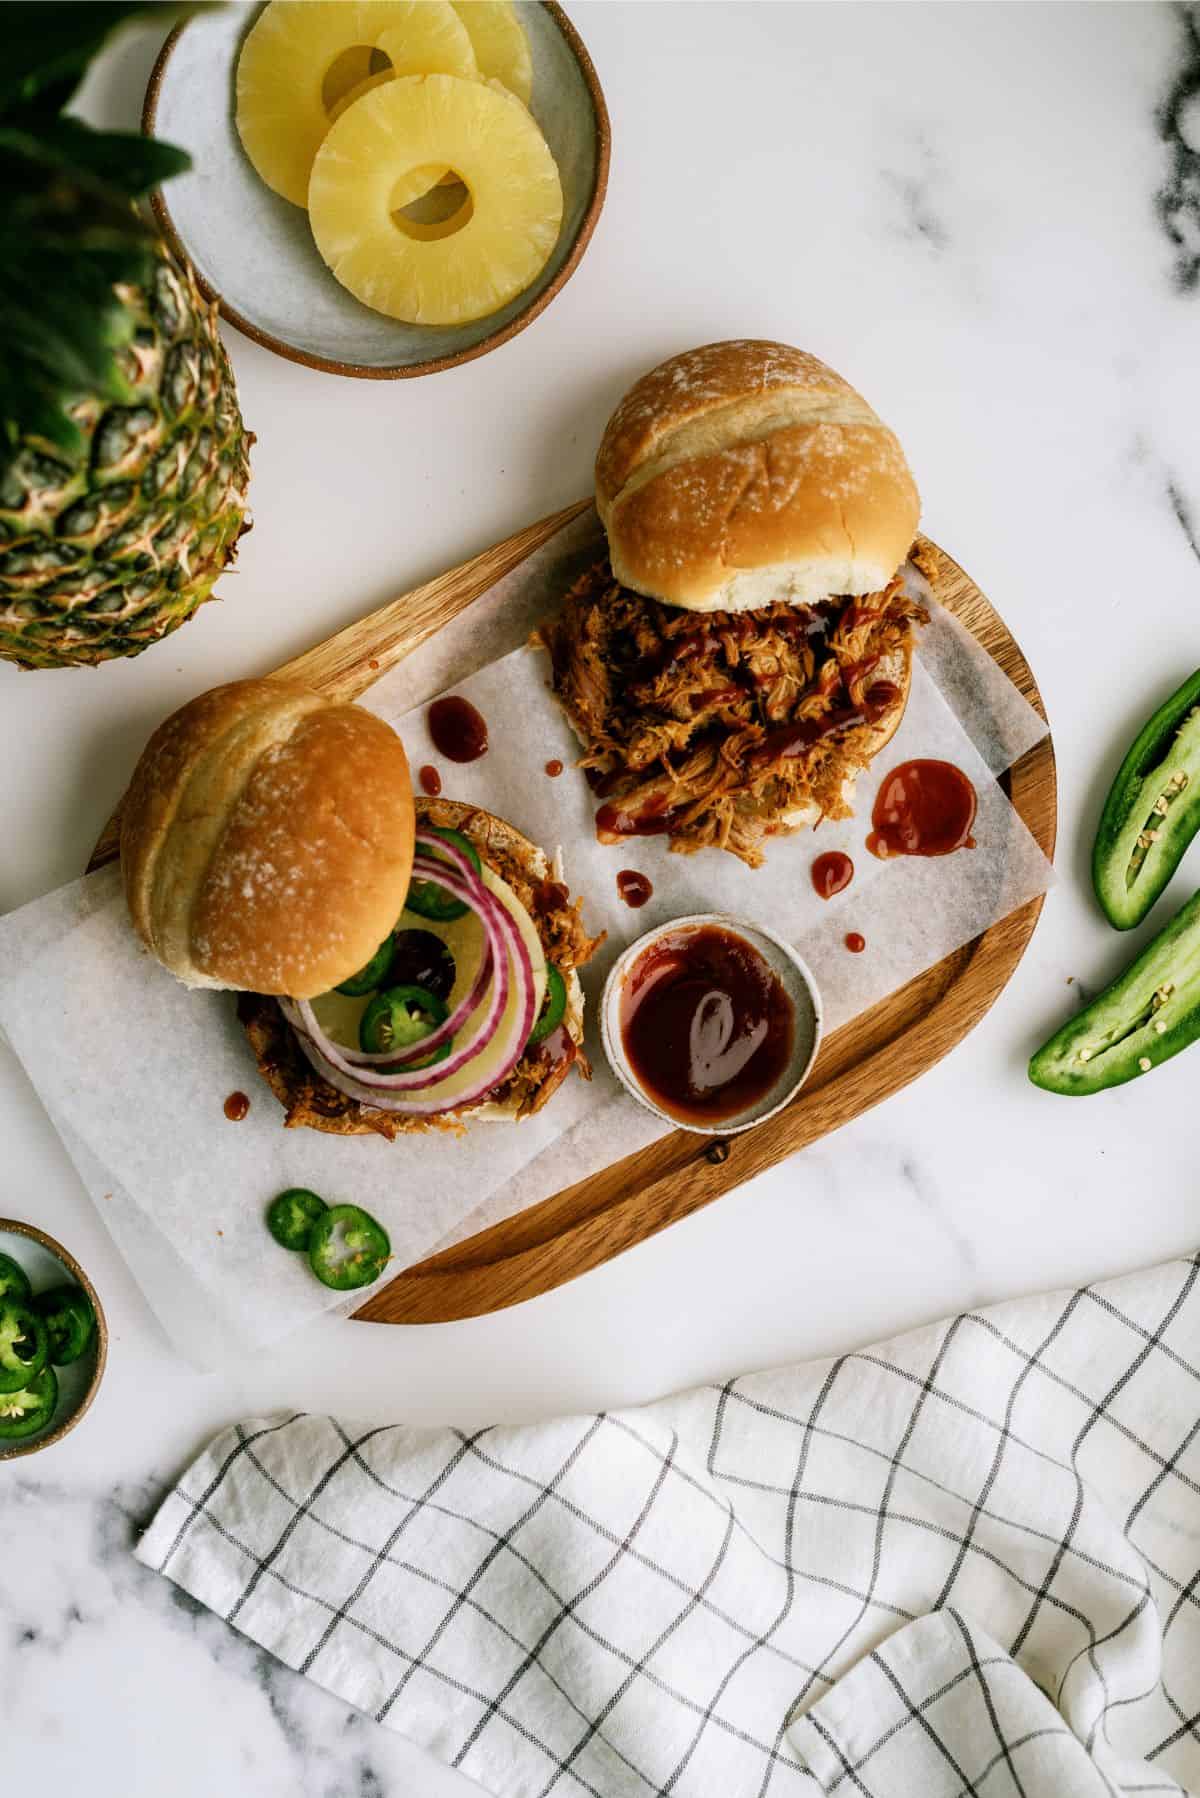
[595,339,920,614]
[121,679,414,998]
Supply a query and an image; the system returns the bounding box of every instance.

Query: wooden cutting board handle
[86,498,592,874]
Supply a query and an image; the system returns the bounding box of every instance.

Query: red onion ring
[281,845,539,1115]
[285,872,509,1092]
[296,862,497,1069]
[413,827,481,882]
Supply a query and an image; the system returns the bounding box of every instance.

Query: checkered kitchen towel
[138,1254,1200,1797]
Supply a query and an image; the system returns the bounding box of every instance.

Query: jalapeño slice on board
[1030,887,1200,1094]
[1093,668,1200,929]
[266,1189,329,1252]
[307,1205,390,1291]
[0,1365,57,1439]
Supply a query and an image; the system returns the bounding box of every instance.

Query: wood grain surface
[88,509,1056,1325]
[86,501,591,873]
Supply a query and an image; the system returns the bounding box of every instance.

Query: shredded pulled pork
[241,801,605,1138]
[534,557,928,868]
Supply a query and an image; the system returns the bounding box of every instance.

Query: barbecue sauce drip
[620,925,795,1125]
[533,879,570,914]
[747,678,900,772]
[545,759,564,778]
[629,607,825,687]
[616,869,653,908]
[418,764,442,796]
[811,851,854,900]
[867,759,977,859]
[223,1091,250,1121]
[844,932,866,954]
[428,695,488,763]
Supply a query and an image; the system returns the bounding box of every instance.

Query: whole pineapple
[0,3,252,671]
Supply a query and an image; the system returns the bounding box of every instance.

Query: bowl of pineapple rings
[144,0,610,377]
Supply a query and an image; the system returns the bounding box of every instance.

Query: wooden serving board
[89,504,1057,1325]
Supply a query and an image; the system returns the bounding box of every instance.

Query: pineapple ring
[235,0,478,208]
[327,68,396,126]
[330,71,452,194]
[321,46,385,116]
[308,74,563,327]
[450,1,533,108]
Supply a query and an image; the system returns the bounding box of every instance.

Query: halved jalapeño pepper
[0,1365,57,1439]
[405,827,482,922]
[1030,887,1200,1094]
[1093,668,1200,929]
[0,1300,49,1393]
[359,984,450,1068]
[528,965,566,1045]
[0,1252,31,1304]
[307,1204,390,1291]
[336,938,394,997]
[32,1284,95,1366]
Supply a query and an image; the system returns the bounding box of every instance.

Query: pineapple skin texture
[0,252,252,672]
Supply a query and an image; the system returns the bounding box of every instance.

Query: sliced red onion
[413,827,480,882]
[295,861,497,1069]
[282,847,539,1116]
[284,872,509,1092]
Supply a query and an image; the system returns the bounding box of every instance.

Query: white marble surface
[5,4,1200,1792]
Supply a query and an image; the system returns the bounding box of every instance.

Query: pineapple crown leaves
[0,4,200,460]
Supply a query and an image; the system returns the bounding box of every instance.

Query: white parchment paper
[0,512,1051,1364]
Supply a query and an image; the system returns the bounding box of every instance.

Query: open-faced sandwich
[534,339,928,867]
[120,679,602,1139]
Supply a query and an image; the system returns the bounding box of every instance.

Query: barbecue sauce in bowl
[618,925,796,1127]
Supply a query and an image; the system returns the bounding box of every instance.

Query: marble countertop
[5,5,1200,1792]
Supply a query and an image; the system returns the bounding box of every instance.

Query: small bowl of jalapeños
[0,1218,107,1460]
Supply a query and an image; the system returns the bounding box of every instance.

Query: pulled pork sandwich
[121,679,601,1139]
[535,340,927,867]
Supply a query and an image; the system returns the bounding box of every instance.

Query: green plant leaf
[0,118,191,196]
[0,4,207,455]
[0,142,157,458]
[0,4,176,117]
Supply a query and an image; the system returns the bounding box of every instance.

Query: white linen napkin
[137,1254,1200,1797]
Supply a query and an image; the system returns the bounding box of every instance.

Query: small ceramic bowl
[143,1,610,378]
[0,1219,107,1460]
[601,914,823,1137]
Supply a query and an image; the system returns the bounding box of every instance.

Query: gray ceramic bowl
[143,1,610,377]
[0,1219,107,1460]
[601,914,823,1137]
